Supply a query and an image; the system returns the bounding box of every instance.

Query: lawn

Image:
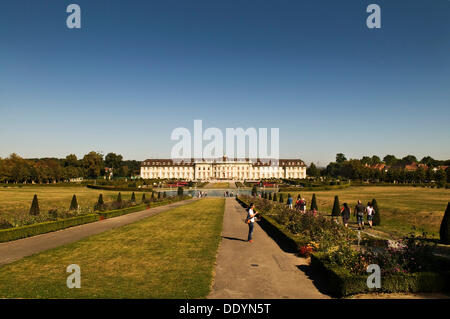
[0,198,225,298]
[0,185,141,219]
[205,182,230,189]
[279,186,450,239]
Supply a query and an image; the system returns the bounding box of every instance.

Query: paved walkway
[208,198,329,299]
[0,199,195,267]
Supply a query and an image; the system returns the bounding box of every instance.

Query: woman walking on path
[341,203,351,227]
[246,203,259,243]
[366,202,375,229]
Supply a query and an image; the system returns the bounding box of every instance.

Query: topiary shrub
[29,194,40,215]
[311,193,318,211]
[439,202,450,244]
[142,193,146,202]
[331,195,340,217]
[279,193,284,203]
[158,192,161,199]
[163,191,167,198]
[371,198,381,226]
[131,192,136,203]
[177,187,183,196]
[94,194,106,211]
[251,186,257,197]
[117,192,122,204]
[273,193,277,202]
[268,193,272,200]
[69,195,78,211]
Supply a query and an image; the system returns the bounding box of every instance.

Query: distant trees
[306,163,320,178]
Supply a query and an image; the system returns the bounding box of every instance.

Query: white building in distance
[140,157,306,181]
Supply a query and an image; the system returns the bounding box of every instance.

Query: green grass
[204,182,230,189]
[0,198,225,298]
[0,185,142,219]
[280,186,450,239]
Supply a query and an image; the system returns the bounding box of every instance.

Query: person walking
[354,200,365,230]
[246,203,259,243]
[287,194,293,209]
[300,198,307,213]
[366,201,375,229]
[340,203,351,227]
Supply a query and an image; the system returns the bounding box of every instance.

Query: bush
[440,202,450,244]
[29,194,40,215]
[94,194,106,211]
[177,186,184,196]
[372,198,381,226]
[69,195,78,211]
[0,214,100,243]
[311,193,318,211]
[331,195,340,217]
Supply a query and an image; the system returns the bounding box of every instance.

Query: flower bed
[237,195,450,296]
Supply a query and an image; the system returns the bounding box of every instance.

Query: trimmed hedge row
[310,252,450,297]
[86,184,154,192]
[0,214,100,243]
[0,196,191,242]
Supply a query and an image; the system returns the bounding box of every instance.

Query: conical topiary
[251,186,257,197]
[311,193,318,211]
[152,191,156,199]
[163,191,167,198]
[131,192,136,203]
[117,192,122,203]
[439,202,450,244]
[177,187,183,196]
[29,194,40,215]
[371,198,381,226]
[279,193,284,203]
[331,195,340,217]
[69,195,78,210]
[158,192,161,199]
[273,193,277,202]
[268,193,272,200]
[95,194,105,211]
[142,193,146,202]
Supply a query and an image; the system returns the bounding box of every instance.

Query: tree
[82,151,104,178]
[177,186,184,196]
[69,195,78,210]
[371,155,381,165]
[439,202,450,244]
[401,155,417,165]
[131,192,136,203]
[117,192,122,203]
[420,156,437,167]
[307,163,320,177]
[29,194,40,215]
[383,155,398,166]
[64,154,79,167]
[279,193,284,204]
[273,193,277,202]
[336,153,347,164]
[105,153,123,171]
[371,198,381,226]
[331,195,340,217]
[95,194,105,211]
[268,193,272,200]
[141,193,146,202]
[311,193,318,211]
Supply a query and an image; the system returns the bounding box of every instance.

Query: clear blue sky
[0,0,449,166]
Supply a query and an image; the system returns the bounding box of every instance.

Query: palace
[140,157,306,181]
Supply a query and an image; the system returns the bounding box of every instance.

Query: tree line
[0,152,141,184]
[307,153,450,185]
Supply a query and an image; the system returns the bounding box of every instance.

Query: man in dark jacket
[354,200,365,230]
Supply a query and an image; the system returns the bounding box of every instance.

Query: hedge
[0,214,100,243]
[86,184,153,192]
[310,252,450,297]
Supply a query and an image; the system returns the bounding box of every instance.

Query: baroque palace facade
[140,157,306,181]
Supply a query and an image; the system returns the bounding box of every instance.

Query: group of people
[224,191,235,197]
[196,191,208,198]
[340,200,376,229]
